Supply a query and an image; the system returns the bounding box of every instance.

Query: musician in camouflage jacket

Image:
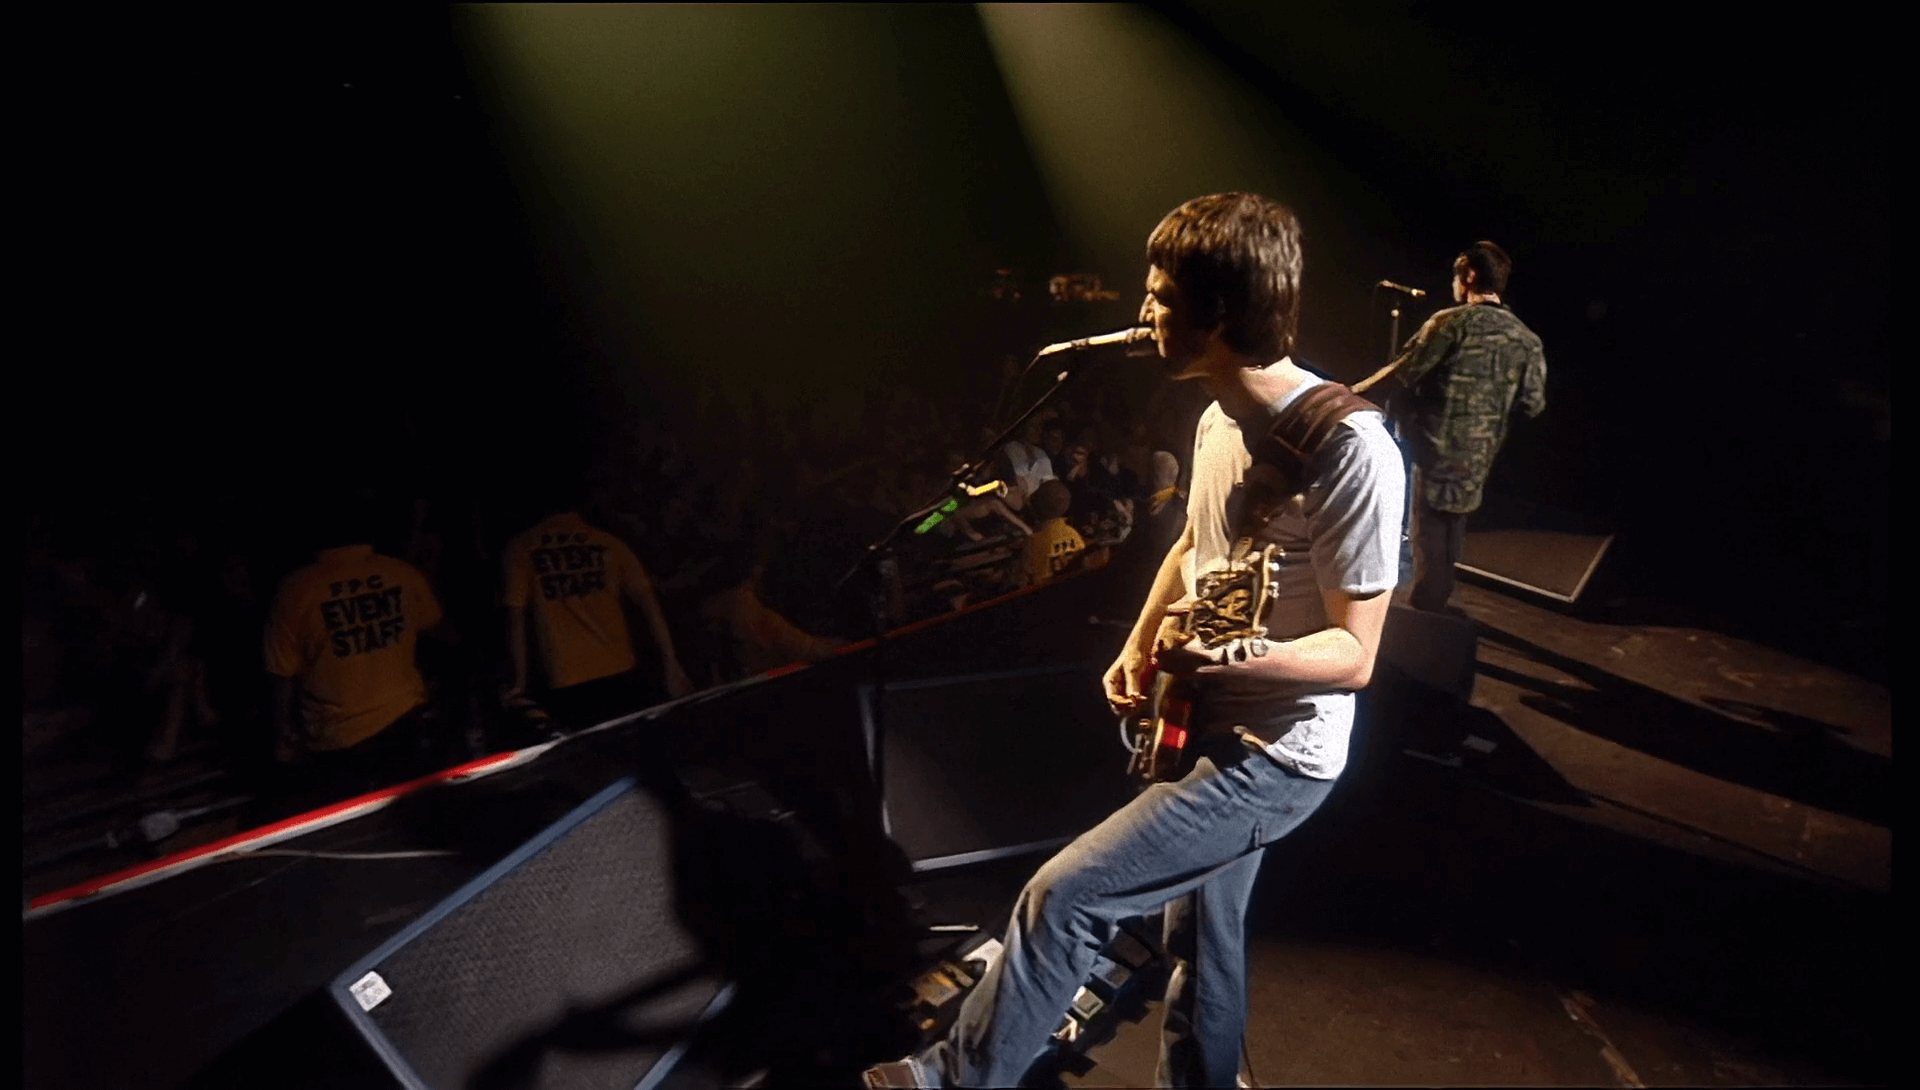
[1356,241,1546,611]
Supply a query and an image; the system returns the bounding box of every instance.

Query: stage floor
[1026,580,1888,1087]
[25,576,1889,1088]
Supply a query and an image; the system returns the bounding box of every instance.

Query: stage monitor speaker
[327,778,732,1090]
[1458,529,1613,603]
[1453,494,1614,603]
[862,662,1135,873]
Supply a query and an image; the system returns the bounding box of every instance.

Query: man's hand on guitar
[1108,603,1198,713]
[1143,602,1208,678]
[1152,636,1217,677]
[1103,643,1152,715]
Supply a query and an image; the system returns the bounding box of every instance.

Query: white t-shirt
[1003,440,1056,496]
[1184,366,1405,779]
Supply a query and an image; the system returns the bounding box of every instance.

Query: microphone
[1037,326,1154,357]
[912,479,1010,535]
[1377,280,1426,298]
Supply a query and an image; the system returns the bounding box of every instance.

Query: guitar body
[1120,543,1284,788]
[1125,668,1196,787]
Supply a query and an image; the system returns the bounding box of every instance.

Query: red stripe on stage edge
[786,577,1068,664]
[32,573,1089,913]
[888,581,1050,639]
[27,750,526,911]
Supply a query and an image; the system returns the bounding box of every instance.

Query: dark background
[26,4,1886,679]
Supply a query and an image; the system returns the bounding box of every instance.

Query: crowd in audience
[21,377,1188,829]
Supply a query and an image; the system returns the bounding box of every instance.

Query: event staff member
[866,193,1404,1088]
[1354,241,1547,612]
[264,504,449,806]
[502,501,693,730]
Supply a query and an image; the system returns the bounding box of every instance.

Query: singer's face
[1142,265,1212,380]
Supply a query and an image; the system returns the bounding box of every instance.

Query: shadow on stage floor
[1469,621,1891,826]
[183,701,1886,1089]
[1243,707,1886,1085]
[885,700,1886,1087]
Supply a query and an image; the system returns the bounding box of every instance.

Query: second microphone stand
[832,334,1141,849]
[832,338,1135,604]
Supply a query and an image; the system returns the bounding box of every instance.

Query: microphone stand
[832,340,1125,849]
[832,340,1125,600]
[1374,280,1427,366]
[1387,297,1404,368]
[1372,281,1422,584]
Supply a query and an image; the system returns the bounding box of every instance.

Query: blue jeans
[917,733,1338,1087]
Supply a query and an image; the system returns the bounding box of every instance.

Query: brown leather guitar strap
[1250,381,1379,491]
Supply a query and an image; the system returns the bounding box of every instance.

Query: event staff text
[323,575,409,657]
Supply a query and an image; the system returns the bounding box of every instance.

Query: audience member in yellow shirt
[1019,480,1087,587]
[502,504,692,731]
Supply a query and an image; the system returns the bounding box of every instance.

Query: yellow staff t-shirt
[1022,517,1086,586]
[264,545,443,751]
[502,513,648,690]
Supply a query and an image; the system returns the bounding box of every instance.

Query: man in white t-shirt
[868,193,1404,1089]
[999,416,1056,512]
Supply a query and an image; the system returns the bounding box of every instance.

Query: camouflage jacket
[1387,302,1546,514]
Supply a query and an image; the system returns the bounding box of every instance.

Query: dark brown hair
[1146,193,1303,360]
[1454,240,1512,296]
[1031,479,1072,522]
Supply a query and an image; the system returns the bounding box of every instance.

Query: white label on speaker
[350,971,393,1012]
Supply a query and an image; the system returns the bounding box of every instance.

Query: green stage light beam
[452,5,1024,417]
[974,3,1405,377]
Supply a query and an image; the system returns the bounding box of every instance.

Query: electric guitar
[1119,379,1378,787]
[1123,543,1283,786]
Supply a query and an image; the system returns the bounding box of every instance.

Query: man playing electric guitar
[1127,537,1284,785]
[865,193,1405,1089]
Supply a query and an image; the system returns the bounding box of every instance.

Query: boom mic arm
[1036,326,1154,357]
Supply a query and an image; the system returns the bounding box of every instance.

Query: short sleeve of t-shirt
[1022,520,1086,585]
[1304,413,1406,598]
[502,537,534,609]
[1396,310,1462,386]
[263,576,312,678]
[611,537,649,600]
[403,563,444,632]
